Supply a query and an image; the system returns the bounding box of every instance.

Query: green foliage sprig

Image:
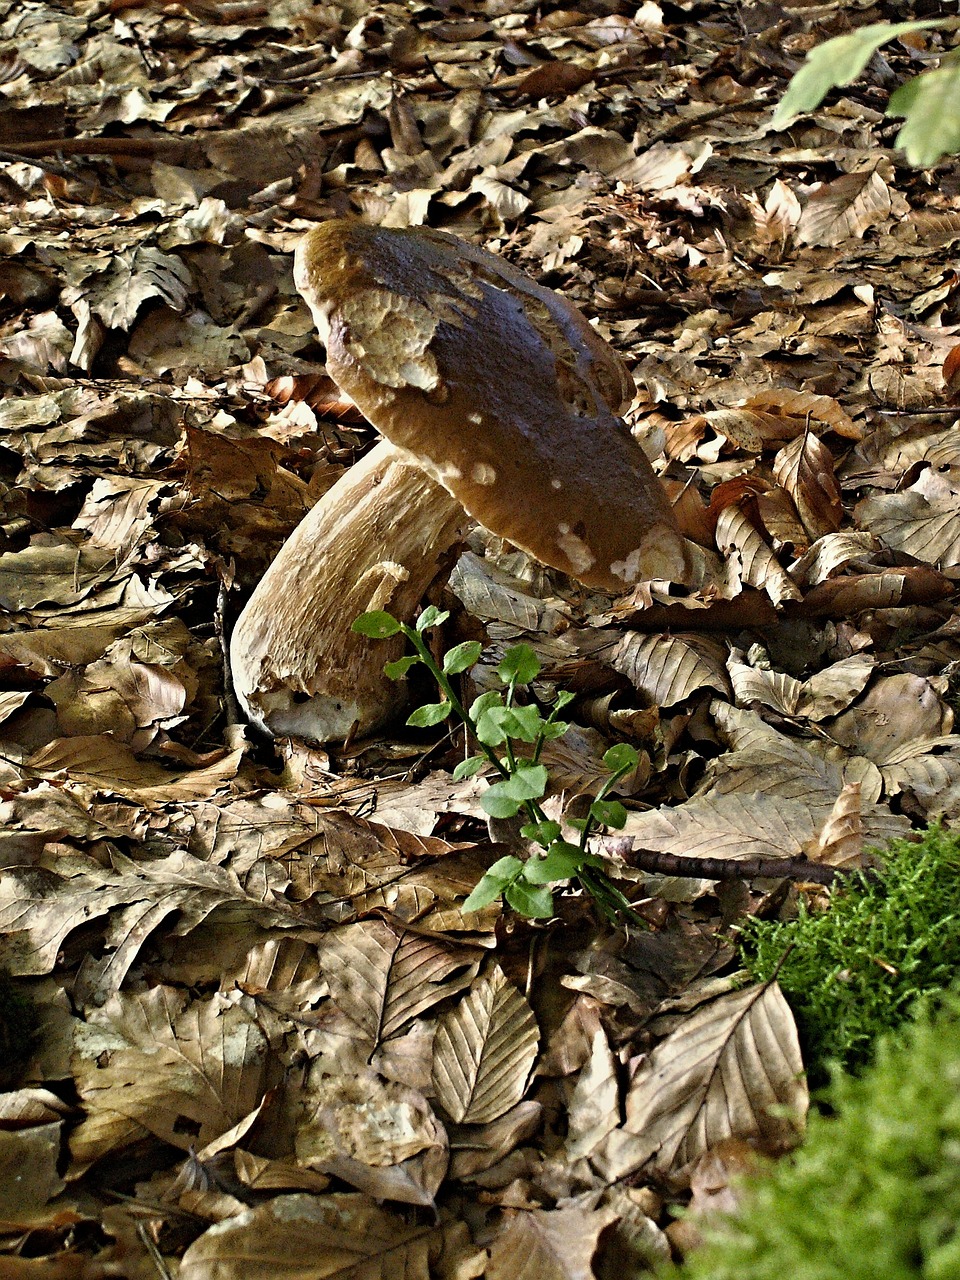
[353,607,640,920]
[738,825,960,1079]
[773,18,960,166]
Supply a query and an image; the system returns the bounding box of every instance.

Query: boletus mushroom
[230,219,692,743]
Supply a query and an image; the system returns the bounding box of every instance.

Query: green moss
[738,825,960,1076]
[674,991,960,1280]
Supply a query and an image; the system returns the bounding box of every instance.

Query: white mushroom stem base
[230,439,465,743]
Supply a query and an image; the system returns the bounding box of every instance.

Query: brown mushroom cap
[294,220,690,592]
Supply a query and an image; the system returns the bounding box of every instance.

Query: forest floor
[1,0,959,1275]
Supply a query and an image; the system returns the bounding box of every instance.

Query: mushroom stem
[230,439,465,743]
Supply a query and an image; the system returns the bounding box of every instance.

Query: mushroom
[230,219,692,743]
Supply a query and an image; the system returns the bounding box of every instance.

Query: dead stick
[625,845,866,886]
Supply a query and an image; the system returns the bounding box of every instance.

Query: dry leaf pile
[1,0,959,1274]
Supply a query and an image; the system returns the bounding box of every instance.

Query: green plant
[738,825,960,1078]
[773,18,960,166]
[674,989,960,1280]
[353,607,640,920]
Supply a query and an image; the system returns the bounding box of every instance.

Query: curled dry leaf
[607,632,730,706]
[773,433,843,541]
[714,505,803,605]
[726,652,874,721]
[705,389,859,453]
[808,781,865,869]
[800,565,954,616]
[432,965,539,1126]
[622,982,806,1183]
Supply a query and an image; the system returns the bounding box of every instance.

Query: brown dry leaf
[179,1193,450,1280]
[0,847,297,1001]
[808,781,865,869]
[726,652,874,721]
[826,673,953,771]
[0,537,122,612]
[789,531,882,588]
[432,965,539,1126]
[606,632,730,706]
[855,487,960,569]
[486,1206,619,1280]
[24,736,243,804]
[622,792,817,863]
[714,505,802,605]
[702,406,799,454]
[295,1069,448,1207]
[621,982,806,1183]
[797,169,893,247]
[70,987,273,1173]
[448,1100,543,1180]
[0,1089,70,1227]
[705,389,859,453]
[318,918,481,1050]
[800,566,954,616]
[773,433,843,541]
[564,1026,619,1160]
[882,745,960,821]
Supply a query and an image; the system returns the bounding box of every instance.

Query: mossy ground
[737,824,960,1077]
[674,991,960,1280]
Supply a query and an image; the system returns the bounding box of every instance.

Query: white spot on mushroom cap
[468,412,483,425]
[338,288,440,391]
[610,549,644,582]
[551,478,562,490]
[471,462,496,485]
[556,524,595,574]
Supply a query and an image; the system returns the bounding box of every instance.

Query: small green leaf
[463,855,523,912]
[553,690,575,711]
[482,764,548,818]
[523,841,584,883]
[772,20,947,128]
[590,798,628,830]
[506,879,555,918]
[406,701,452,728]
[498,644,540,686]
[603,743,640,773]
[469,690,503,722]
[442,640,483,675]
[353,610,401,638]
[452,754,486,782]
[416,606,449,632]
[481,790,524,819]
[500,705,545,742]
[474,703,510,747]
[383,655,420,680]
[520,819,562,846]
[888,61,960,166]
[501,763,548,801]
[538,719,570,742]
